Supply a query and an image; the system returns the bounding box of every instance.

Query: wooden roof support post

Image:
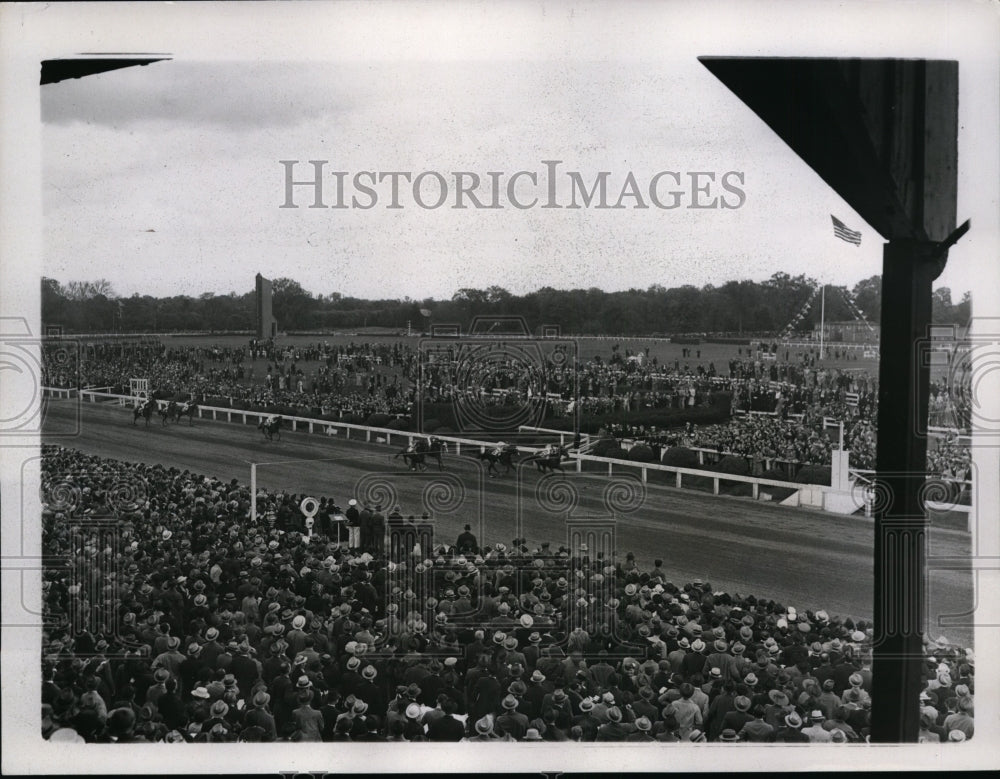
[870,238,943,742]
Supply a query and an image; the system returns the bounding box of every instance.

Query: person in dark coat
[426,698,465,741]
[456,525,478,554]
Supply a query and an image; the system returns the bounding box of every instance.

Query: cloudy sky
[39,2,988,302]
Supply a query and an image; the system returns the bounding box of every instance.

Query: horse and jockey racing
[531,442,570,473]
[157,399,199,426]
[132,397,156,427]
[395,436,447,471]
[477,441,520,477]
[258,414,283,441]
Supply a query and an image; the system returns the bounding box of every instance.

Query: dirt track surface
[41,398,974,647]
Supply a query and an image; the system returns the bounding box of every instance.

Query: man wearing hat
[764,687,793,730]
[523,669,553,720]
[356,665,387,714]
[595,706,631,742]
[344,499,361,549]
[719,693,754,737]
[773,711,810,743]
[200,627,225,670]
[466,715,502,742]
[626,716,656,742]
[817,678,841,720]
[541,687,574,723]
[801,710,833,742]
[244,691,277,742]
[152,636,186,677]
[178,642,210,695]
[572,697,601,741]
[496,694,529,741]
[293,689,325,741]
[718,728,740,742]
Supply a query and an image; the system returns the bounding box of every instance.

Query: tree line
[41,273,971,336]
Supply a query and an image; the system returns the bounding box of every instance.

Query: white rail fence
[44,388,972,521]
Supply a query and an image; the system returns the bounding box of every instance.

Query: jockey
[492,441,507,457]
[265,414,277,426]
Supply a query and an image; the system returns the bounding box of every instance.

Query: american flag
[832,215,862,245]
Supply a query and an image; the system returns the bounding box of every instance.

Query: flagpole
[819,283,825,360]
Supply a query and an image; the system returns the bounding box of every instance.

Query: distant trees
[41,272,972,335]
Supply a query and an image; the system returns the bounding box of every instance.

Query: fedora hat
[734,696,751,712]
[501,694,519,710]
[768,689,789,706]
[719,729,739,742]
[530,670,546,683]
[475,716,493,735]
[635,716,652,732]
[210,700,229,718]
[253,691,270,708]
[607,706,623,723]
[524,728,543,741]
[784,712,803,728]
[362,665,377,680]
[579,698,594,712]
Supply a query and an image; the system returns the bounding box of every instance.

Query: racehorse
[159,400,178,426]
[176,401,198,426]
[525,444,571,473]
[161,400,198,426]
[132,398,155,427]
[477,446,520,477]
[395,437,448,471]
[258,415,283,441]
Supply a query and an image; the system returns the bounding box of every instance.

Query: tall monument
[255,273,277,339]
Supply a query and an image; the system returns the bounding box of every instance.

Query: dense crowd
[41,446,974,744]
[40,338,972,479]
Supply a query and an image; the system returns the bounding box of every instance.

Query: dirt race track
[41,398,975,648]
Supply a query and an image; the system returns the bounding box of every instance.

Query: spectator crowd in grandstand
[40,339,972,480]
[40,446,974,744]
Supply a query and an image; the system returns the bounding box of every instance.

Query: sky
[39,3,987,303]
